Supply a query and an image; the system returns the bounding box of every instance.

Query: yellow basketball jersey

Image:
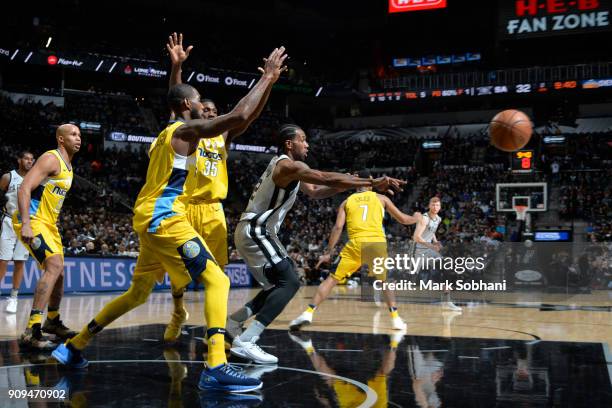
[19,149,73,226]
[345,191,385,241]
[190,135,228,202]
[133,121,198,233]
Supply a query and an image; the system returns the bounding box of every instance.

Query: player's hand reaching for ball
[166,32,193,66]
[372,176,406,196]
[21,224,34,246]
[258,47,288,82]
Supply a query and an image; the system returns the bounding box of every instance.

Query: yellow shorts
[12,216,63,267]
[368,375,388,408]
[333,379,366,407]
[135,215,216,289]
[332,239,388,282]
[187,201,228,266]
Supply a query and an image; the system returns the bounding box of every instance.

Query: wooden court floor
[2,286,610,346]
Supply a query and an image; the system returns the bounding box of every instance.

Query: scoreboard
[499,0,612,39]
[512,150,535,174]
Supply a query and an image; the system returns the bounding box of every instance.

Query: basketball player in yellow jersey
[12,124,81,350]
[53,46,288,393]
[163,33,272,342]
[290,172,421,331]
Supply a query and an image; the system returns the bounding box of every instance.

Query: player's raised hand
[258,46,288,82]
[372,176,406,196]
[166,32,193,66]
[316,253,331,269]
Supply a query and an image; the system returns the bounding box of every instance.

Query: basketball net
[514,205,528,222]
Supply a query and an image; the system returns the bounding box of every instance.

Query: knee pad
[266,258,300,292]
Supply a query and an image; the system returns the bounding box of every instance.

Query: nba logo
[389,0,447,13]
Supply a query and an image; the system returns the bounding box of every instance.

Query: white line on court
[0,359,378,408]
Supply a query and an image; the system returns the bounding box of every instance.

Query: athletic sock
[230,306,253,323]
[306,304,317,314]
[10,289,18,298]
[28,310,43,328]
[239,320,266,343]
[47,307,60,321]
[206,328,227,367]
[68,319,103,351]
[172,291,185,312]
[389,306,399,319]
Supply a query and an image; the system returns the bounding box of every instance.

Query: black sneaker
[42,318,78,340]
[19,327,57,351]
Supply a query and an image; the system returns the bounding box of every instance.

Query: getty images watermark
[370,253,508,291]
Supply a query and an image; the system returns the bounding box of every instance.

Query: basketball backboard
[496,182,547,212]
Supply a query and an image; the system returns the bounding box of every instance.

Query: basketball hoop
[514,205,528,221]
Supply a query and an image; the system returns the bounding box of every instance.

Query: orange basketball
[489,109,533,152]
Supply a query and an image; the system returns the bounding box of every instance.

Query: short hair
[201,98,216,105]
[18,150,33,159]
[167,84,198,112]
[430,196,441,203]
[276,124,302,152]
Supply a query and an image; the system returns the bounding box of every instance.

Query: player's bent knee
[43,256,63,276]
[127,274,156,306]
[270,258,300,293]
[200,264,230,291]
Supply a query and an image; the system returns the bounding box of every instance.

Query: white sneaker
[390,329,406,347]
[230,336,278,364]
[242,363,278,379]
[5,297,17,314]
[441,301,462,312]
[289,311,312,331]
[392,316,407,330]
[288,332,313,351]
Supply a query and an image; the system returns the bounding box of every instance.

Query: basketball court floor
[1,286,611,407]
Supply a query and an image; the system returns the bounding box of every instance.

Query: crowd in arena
[1,94,610,278]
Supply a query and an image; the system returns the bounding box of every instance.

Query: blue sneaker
[198,390,262,407]
[52,343,89,369]
[198,364,262,393]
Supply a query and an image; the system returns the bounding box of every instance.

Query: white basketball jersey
[420,212,441,243]
[240,155,300,235]
[3,170,23,217]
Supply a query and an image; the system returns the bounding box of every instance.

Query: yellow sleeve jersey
[332,191,387,282]
[17,149,73,226]
[190,135,228,202]
[345,191,386,241]
[132,121,198,234]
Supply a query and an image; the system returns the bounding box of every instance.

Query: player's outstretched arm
[16,153,59,244]
[166,32,192,89]
[299,182,345,199]
[276,160,405,194]
[174,47,287,142]
[378,195,421,225]
[226,56,283,142]
[166,32,192,121]
[316,200,347,268]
